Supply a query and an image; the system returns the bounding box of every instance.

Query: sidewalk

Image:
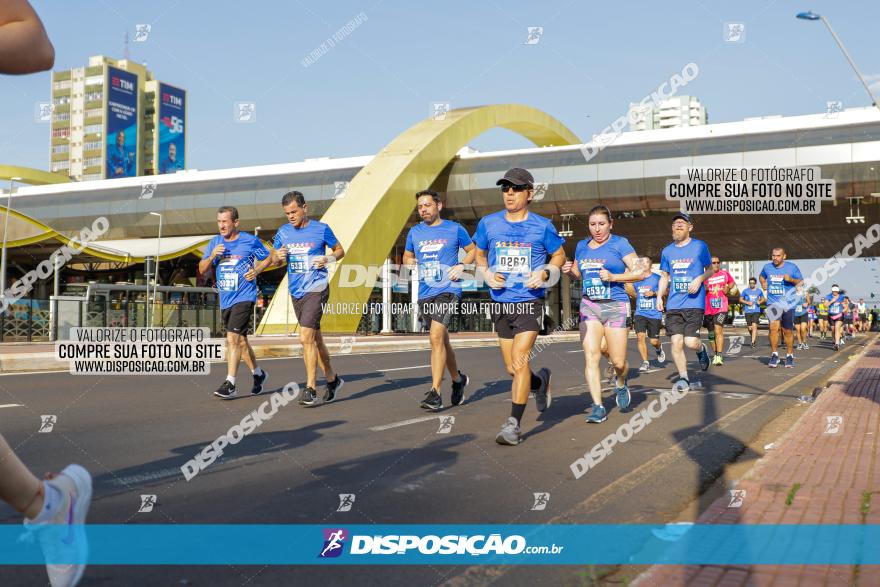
[0,331,582,373]
[634,334,880,587]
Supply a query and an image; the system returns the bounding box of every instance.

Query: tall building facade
[628,95,707,131]
[49,55,186,181]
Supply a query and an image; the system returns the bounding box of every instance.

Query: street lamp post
[1,177,22,305]
[149,212,162,326]
[796,11,880,111]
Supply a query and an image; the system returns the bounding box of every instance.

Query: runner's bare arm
[0,0,54,74]
[402,251,416,266]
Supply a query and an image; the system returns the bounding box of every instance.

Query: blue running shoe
[785,355,794,368]
[615,385,631,410]
[768,354,780,368]
[586,404,608,424]
[697,344,711,371]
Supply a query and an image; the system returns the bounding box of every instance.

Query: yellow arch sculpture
[0,205,209,262]
[0,165,70,185]
[257,104,580,334]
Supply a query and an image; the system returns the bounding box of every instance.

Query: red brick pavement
[635,335,880,587]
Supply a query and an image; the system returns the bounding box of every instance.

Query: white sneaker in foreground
[23,464,92,587]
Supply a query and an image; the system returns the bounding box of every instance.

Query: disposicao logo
[319,528,348,558]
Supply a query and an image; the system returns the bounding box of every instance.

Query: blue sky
[2,0,879,171]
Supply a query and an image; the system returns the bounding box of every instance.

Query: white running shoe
[23,464,92,587]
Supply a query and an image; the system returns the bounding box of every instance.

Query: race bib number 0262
[496,245,531,274]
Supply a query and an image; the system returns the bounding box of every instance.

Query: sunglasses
[500,183,531,193]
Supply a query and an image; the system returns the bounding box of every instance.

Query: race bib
[286,245,310,274]
[580,261,609,300]
[419,260,442,282]
[796,305,803,313]
[673,276,690,293]
[830,303,841,314]
[496,245,531,274]
[218,259,239,292]
[638,298,654,310]
[769,276,784,296]
[710,298,722,309]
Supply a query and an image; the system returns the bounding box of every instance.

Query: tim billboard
[157,83,185,174]
[105,66,138,179]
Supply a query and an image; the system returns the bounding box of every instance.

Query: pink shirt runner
[705,269,735,315]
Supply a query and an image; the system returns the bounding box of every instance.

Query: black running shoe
[300,387,318,407]
[534,367,552,412]
[420,388,443,411]
[450,372,469,406]
[214,380,237,400]
[324,376,344,404]
[251,370,268,395]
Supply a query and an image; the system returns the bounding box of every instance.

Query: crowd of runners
[198,166,872,446]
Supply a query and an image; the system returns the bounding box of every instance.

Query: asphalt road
[0,329,867,586]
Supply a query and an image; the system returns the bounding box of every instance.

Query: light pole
[253,226,261,336]
[796,11,880,111]
[1,177,22,304]
[149,212,162,326]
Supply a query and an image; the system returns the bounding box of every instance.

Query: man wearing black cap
[657,213,713,391]
[473,167,566,445]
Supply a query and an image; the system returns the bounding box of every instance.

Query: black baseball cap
[672,212,694,224]
[496,168,534,188]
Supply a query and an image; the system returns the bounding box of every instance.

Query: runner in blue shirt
[403,189,476,411]
[473,168,565,445]
[255,191,346,407]
[759,247,803,368]
[198,206,270,399]
[825,284,846,350]
[657,213,713,392]
[793,285,810,351]
[563,205,644,424]
[625,256,667,373]
[739,277,765,348]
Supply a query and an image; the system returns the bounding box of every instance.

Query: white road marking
[369,415,442,431]
[379,365,430,372]
[0,403,23,409]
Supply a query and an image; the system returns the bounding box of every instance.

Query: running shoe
[672,378,690,393]
[615,384,631,411]
[712,354,722,366]
[214,380,236,400]
[251,370,268,395]
[639,361,650,372]
[785,355,794,369]
[495,417,522,445]
[834,343,840,352]
[656,347,666,363]
[420,388,443,411]
[803,343,810,350]
[697,344,711,371]
[534,368,552,412]
[450,371,469,406]
[586,404,608,424]
[23,464,92,587]
[768,354,780,368]
[300,386,319,407]
[324,376,344,404]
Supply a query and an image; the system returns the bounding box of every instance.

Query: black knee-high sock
[511,402,526,424]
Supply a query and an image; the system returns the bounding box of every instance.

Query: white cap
[831,286,840,292]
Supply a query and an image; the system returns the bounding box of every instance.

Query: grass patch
[861,491,871,517]
[785,482,802,506]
